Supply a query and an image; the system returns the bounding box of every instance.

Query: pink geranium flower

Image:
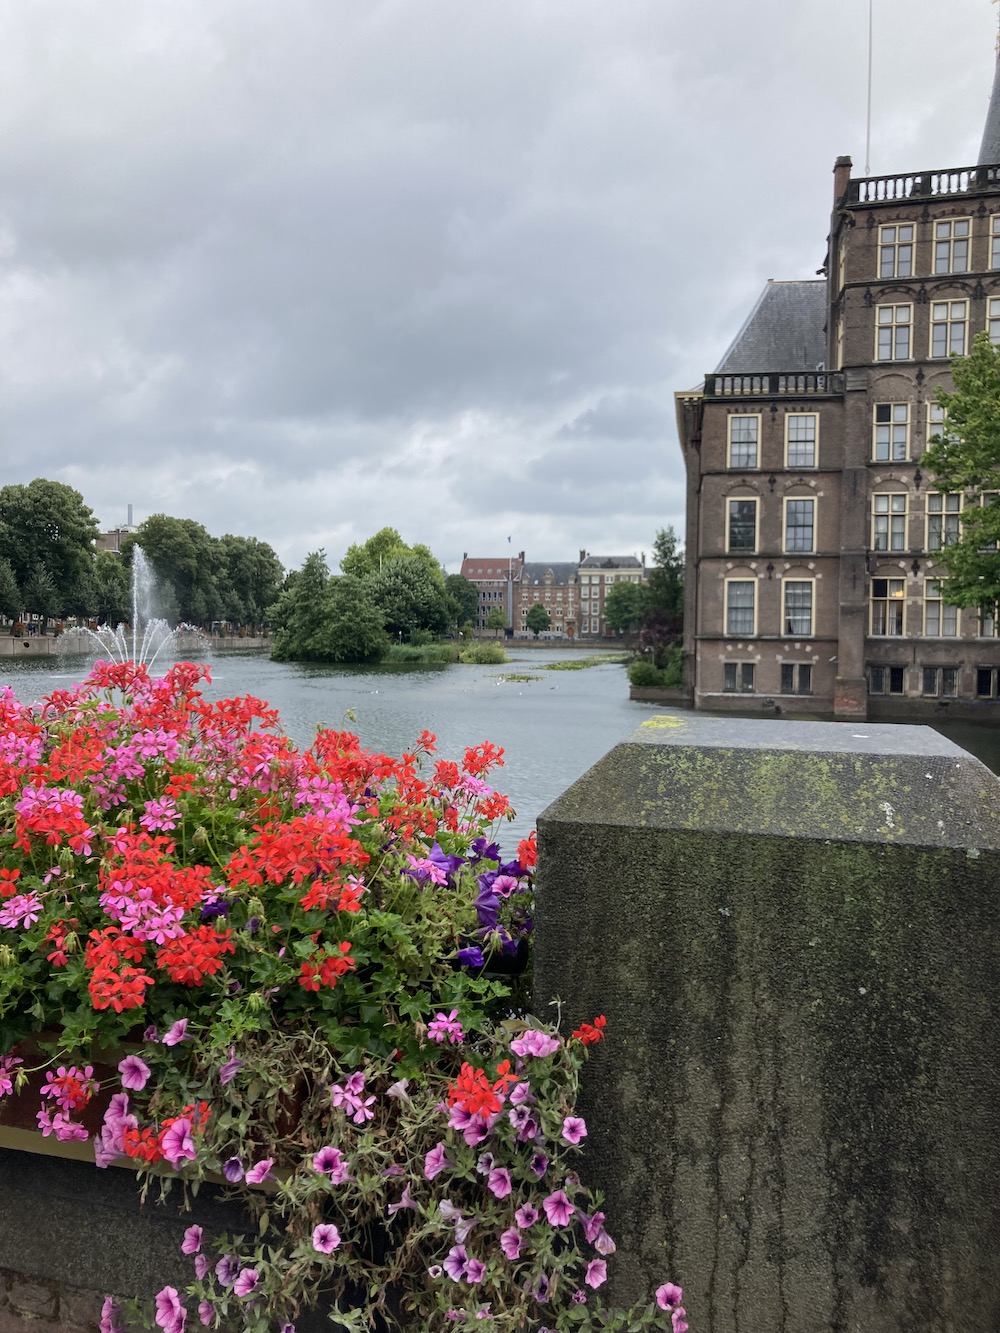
[509,1029,560,1059]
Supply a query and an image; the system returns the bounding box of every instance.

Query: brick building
[517,563,580,637]
[676,43,1000,719]
[460,552,524,633]
[576,552,646,640]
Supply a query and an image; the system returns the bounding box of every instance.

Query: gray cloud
[2,0,996,572]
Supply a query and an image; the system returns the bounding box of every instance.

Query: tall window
[930,300,968,358]
[981,605,998,637]
[725,580,756,635]
[924,579,958,636]
[727,498,757,553]
[785,414,817,467]
[728,416,759,469]
[783,498,815,553]
[876,304,912,360]
[869,665,906,694]
[870,578,905,634]
[878,223,914,278]
[873,403,909,461]
[926,493,961,550]
[872,494,908,551]
[992,216,1000,269]
[780,663,813,695]
[723,662,755,693]
[782,581,814,637]
[989,297,1000,345]
[933,218,970,273]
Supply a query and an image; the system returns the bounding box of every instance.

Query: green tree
[923,331,1000,614]
[272,553,387,663]
[218,535,285,629]
[271,552,332,659]
[366,555,449,639]
[0,479,99,616]
[604,582,650,635]
[126,515,224,625]
[93,551,131,626]
[640,527,684,668]
[22,565,59,633]
[444,574,480,631]
[485,607,507,638]
[525,603,551,637]
[0,559,20,628]
[341,528,409,580]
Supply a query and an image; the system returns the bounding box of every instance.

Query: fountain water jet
[72,547,209,669]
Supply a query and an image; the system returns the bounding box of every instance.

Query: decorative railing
[847,164,1000,204]
[704,372,844,398]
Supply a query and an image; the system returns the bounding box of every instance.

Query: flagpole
[864,0,873,175]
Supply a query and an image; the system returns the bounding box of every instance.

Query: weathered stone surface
[6,1283,56,1320]
[535,714,1000,1332]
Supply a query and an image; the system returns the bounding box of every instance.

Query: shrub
[459,642,507,665]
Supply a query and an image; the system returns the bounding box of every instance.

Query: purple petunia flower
[487,1167,512,1199]
[443,1245,468,1282]
[585,1260,607,1289]
[222,1157,244,1183]
[197,1300,213,1327]
[542,1190,575,1227]
[181,1226,203,1255]
[233,1269,260,1300]
[312,1224,341,1254]
[215,1256,238,1287]
[530,1152,549,1178]
[424,1142,451,1180]
[561,1116,587,1145]
[456,945,485,969]
[499,1228,522,1260]
[515,1204,539,1230]
[193,1255,209,1281]
[162,1019,190,1047]
[118,1054,151,1092]
[218,1047,243,1086]
[245,1157,274,1185]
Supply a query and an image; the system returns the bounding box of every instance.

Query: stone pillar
[534,713,1000,1332]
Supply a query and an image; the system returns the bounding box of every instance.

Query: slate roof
[579,555,643,570]
[715,280,827,373]
[981,39,1000,164]
[521,562,579,586]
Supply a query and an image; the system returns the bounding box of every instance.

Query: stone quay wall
[534,713,1000,1332]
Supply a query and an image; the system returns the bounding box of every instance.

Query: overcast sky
[2,0,997,574]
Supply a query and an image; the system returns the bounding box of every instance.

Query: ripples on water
[0,648,644,844]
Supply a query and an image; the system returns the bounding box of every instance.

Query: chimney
[832,155,853,204]
[579,548,586,563]
[519,550,525,562]
[127,503,134,527]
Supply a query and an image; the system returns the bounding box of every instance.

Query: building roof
[981,27,1000,164]
[715,280,827,373]
[521,562,578,586]
[461,557,523,582]
[580,554,643,570]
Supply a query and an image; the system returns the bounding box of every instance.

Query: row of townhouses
[459,550,646,638]
[676,32,1000,720]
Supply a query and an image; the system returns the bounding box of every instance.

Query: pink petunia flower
[514,1204,539,1230]
[233,1269,260,1299]
[312,1224,341,1254]
[181,1226,203,1255]
[312,1146,350,1182]
[197,1301,213,1327]
[499,1228,522,1260]
[487,1167,512,1199]
[100,1297,124,1333]
[161,1118,196,1168]
[194,1255,209,1281]
[656,1283,684,1311]
[118,1055,151,1092]
[154,1286,186,1333]
[542,1190,575,1227]
[465,1258,486,1284]
[245,1157,274,1184]
[672,1310,689,1333]
[424,1142,451,1180]
[585,1260,607,1289]
[162,1019,190,1047]
[443,1245,468,1281]
[561,1116,587,1145]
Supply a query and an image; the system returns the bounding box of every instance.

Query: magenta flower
[594,1228,616,1255]
[387,1184,417,1216]
[218,1047,244,1086]
[312,1224,341,1254]
[514,1204,539,1229]
[424,1142,451,1180]
[499,1228,522,1260]
[585,1259,607,1289]
[561,1116,587,1145]
[312,1146,350,1182]
[197,1301,213,1327]
[215,1256,238,1287]
[509,1029,560,1059]
[161,1118,196,1168]
[193,1255,209,1280]
[487,1167,512,1199]
[181,1225,203,1255]
[443,1245,468,1281]
[428,1009,465,1045]
[233,1268,260,1299]
[245,1157,274,1184]
[530,1151,549,1178]
[100,1297,124,1333]
[162,1019,190,1047]
[672,1312,689,1333]
[117,1054,151,1091]
[465,1258,486,1284]
[580,1210,605,1244]
[542,1190,575,1227]
[656,1283,684,1310]
[154,1286,186,1333]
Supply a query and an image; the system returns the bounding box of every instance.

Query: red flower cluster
[298,941,356,991]
[226,816,368,888]
[517,831,537,871]
[447,1062,502,1117]
[85,927,153,1012]
[299,878,365,915]
[122,1100,211,1165]
[572,1015,607,1046]
[463,742,505,777]
[156,925,235,986]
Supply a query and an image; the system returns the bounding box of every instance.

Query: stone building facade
[460,553,524,632]
[677,48,1000,719]
[517,562,580,637]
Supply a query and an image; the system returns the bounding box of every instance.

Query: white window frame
[727,415,761,469]
[872,493,908,552]
[726,497,758,555]
[989,296,1000,345]
[725,578,757,636]
[878,222,914,279]
[923,579,958,637]
[926,493,962,551]
[929,299,968,359]
[870,577,906,636]
[933,217,971,274]
[873,403,909,462]
[782,579,814,638]
[785,413,818,468]
[876,304,912,361]
[782,496,816,554]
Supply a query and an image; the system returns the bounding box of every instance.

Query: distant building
[460,552,524,632]
[576,552,646,639]
[517,563,580,637]
[675,37,1000,719]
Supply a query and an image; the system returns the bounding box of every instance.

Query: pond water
[0,648,641,844]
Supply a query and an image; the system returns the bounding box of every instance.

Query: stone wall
[534,713,1000,1332]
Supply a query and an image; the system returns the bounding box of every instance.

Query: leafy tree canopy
[125,515,225,625]
[0,559,20,625]
[366,554,449,639]
[0,478,99,616]
[604,581,650,634]
[444,573,480,629]
[922,331,1000,611]
[485,607,507,637]
[525,603,551,637]
[93,551,131,627]
[271,552,388,663]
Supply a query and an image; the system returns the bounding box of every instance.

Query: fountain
[69,547,209,669]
